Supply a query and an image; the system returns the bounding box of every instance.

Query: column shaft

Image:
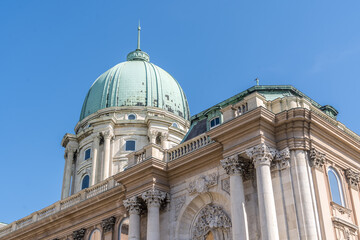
[147,205,160,240]
[129,213,140,240]
[62,150,74,199]
[256,163,279,240]
[103,134,112,180]
[91,135,100,185]
[291,150,318,239]
[230,174,249,240]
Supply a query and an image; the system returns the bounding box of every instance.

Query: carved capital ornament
[72,228,86,240]
[246,143,277,167]
[346,168,360,190]
[123,197,142,215]
[141,189,167,208]
[309,148,326,170]
[102,216,116,232]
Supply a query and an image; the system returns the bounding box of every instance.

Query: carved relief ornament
[272,148,290,171]
[188,173,218,194]
[72,228,86,240]
[141,189,167,208]
[123,197,142,215]
[174,195,186,220]
[245,143,277,167]
[346,168,360,190]
[192,205,232,240]
[102,216,116,232]
[309,148,326,170]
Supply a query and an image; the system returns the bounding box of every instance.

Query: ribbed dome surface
[80,59,190,121]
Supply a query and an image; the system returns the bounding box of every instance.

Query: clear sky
[1,0,360,224]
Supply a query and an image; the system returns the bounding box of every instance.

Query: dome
[79,49,190,121]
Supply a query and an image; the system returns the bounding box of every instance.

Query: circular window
[128,114,136,120]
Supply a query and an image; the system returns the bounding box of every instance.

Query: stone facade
[1,49,360,239]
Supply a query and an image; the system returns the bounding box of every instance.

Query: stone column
[61,145,77,199]
[160,132,169,149]
[123,197,142,240]
[142,189,167,240]
[91,133,100,186]
[290,149,318,239]
[221,154,249,240]
[102,130,113,180]
[246,143,279,240]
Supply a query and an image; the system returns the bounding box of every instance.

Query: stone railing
[135,149,146,164]
[0,177,120,238]
[167,133,213,162]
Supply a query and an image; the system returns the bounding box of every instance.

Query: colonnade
[120,142,319,240]
[123,189,167,240]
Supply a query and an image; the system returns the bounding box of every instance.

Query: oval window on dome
[128,114,136,120]
[172,122,179,128]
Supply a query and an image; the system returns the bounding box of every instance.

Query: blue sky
[1,0,360,224]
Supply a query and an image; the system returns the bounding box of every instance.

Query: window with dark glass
[119,218,129,240]
[84,148,91,160]
[328,168,344,206]
[210,117,220,128]
[128,114,136,120]
[125,140,136,151]
[81,175,90,190]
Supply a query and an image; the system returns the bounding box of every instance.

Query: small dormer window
[81,175,89,190]
[84,149,91,160]
[125,140,136,151]
[210,117,220,129]
[128,114,136,120]
[172,122,179,128]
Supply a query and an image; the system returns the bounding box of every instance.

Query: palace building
[1,27,360,240]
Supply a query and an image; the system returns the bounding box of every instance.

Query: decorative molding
[309,148,326,170]
[345,168,360,190]
[123,197,142,215]
[221,178,230,195]
[101,216,116,233]
[272,148,290,171]
[72,228,86,240]
[246,143,277,167]
[192,205,232,240]
[141,189,167,208]
[174,195,186,220]
[188,173,217,194]
[221,154,251,176]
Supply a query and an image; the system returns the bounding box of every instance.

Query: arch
[89,229,101,240]
[328,167,345,206]
[176,191,231,240]
[81,175,90,190]
[118,217,129,240]
[172,122,179,128]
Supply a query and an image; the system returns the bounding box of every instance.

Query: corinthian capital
[123,197,142,215]
[221,155,250,176]
[102,216,116,232]
[346,169,360,190]
[141,189,167,208]
[272,148,290,170]
[246,143,277,167]
[102,129,114,139]
[309,148,325,170]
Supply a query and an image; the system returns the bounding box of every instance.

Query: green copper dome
[79,49,190,121]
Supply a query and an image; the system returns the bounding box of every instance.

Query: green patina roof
[183,85,338,142]
[80,50,190,121]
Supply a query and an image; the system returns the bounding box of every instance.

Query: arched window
[328,167,345,206]
[118,218,129,240]
[89,229,101,240]
[128,114,136,120]
[210,117,220,129]
[172,122,179,128]
[81,175,90,190]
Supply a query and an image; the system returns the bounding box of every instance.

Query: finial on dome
[127,22,150,62]
[137,20,141,50]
